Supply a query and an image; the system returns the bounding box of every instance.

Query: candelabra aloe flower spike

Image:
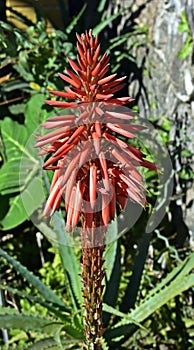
[35,29,157,348]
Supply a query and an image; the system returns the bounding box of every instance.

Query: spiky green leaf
[0,248,67,309]
[0,307,62,334]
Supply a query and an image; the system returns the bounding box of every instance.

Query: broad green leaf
[21,176,45,217]
[0,113,46,229]
[24,93,47,134]
[0,117,29,160]
[0,307,62,334]
[0,194,29,229]
[0,160,23,194]
[0,163,45,230]
[0,248,67,309]
[0,117,37,195]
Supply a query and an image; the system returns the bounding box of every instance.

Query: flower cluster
[35,29,157,234]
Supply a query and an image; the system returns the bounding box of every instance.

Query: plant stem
[81,224,105,349]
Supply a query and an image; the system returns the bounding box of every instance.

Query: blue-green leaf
[103,304,146,330]
[0,307,62,334]
[49,212,83,308]
[0,284,70,318]
[32,212,83,310]
[0,248,67,309]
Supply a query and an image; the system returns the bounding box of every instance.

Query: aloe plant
[0,236,194,349]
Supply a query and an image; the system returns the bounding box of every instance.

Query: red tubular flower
[35,29,157,234]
